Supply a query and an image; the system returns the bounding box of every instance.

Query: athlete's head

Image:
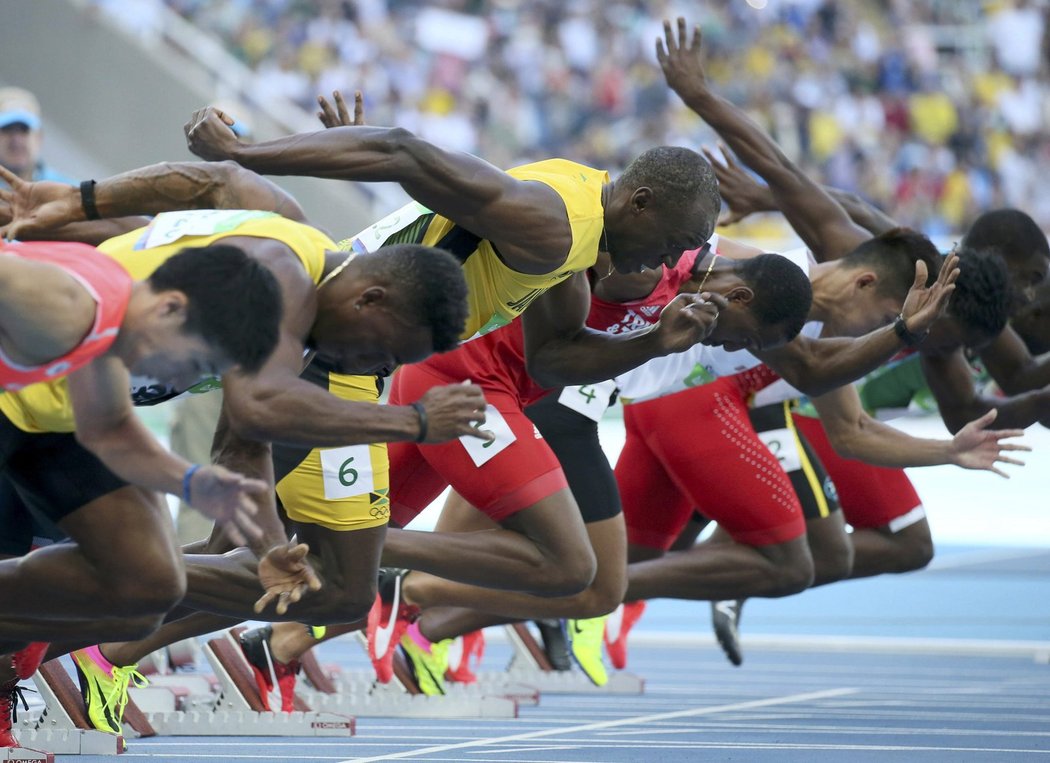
[835,227,942,336]
[310,243,469,375]
[921,248,1011,356]
[960,208,1049,306]
[604,147,720,274]
[1010,280,1050,355]
[128,244,283,387]
[701,254,814,353]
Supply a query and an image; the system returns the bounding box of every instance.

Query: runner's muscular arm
[756,328,906,397]
[658,18,868,261]
[920,348,1050,433]
[68,355,267,548]
[812,382,1028,475]
[977,325,1050,394]
[522,272,722,388]
[184,109,572,273]
[0,161,307,240]
[704,143,898,238]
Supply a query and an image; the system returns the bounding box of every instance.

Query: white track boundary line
[338,687,857,763]
[624,632,1050,657]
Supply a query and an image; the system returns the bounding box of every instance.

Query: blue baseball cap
[0,87,41,131]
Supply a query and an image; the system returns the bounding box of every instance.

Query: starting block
[137,632,354,737]
[294,634,522,718]
[10,660,126,757]
[470,624,645,695]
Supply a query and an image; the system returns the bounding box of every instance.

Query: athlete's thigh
[526,389,621,523]
[615,401,693,552]
[57,485,181,578]
[651,381,805,547]
[399,370,567,524]
[433,489,500,533]
[274,369,393,533]
[792,414,924,530]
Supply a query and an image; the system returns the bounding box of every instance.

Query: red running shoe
[0,678,28,748]
[603,601,646,670]
[445,630,485,684]
[12,642,48,680]
[238,626,300,712]
[366,568,417,684]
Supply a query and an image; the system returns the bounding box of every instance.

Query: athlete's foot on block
[239,626,301,712]
[0,678,29,747]
[399,623,448,696]
[604,601,646,670]
[711,600,745,667]
[534,620,571,671]
[445,630,485,684]
[11,642,49,680]
[367,568,419,684]
[70,646,148,734]
[568,616,609,686]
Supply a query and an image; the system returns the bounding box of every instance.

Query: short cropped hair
[364,243,469,352]
[618,146,721,243]
[148,244,282,373]
[733,253,814,342]
[961,208,1050,265]
[842,227,941,298]
[948,247,1011,338]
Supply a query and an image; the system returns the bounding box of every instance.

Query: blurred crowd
[103,0,1050,235]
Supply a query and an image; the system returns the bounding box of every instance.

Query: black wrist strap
[80,180,101,220]
[893,313,927,347]
[410,402,428,443]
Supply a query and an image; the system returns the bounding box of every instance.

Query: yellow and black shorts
[747,400,841,521]
[272,359,390,532]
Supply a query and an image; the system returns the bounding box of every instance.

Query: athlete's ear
[854,271,878,291]
[724,285,754,305]
[629,186,653,212]
[354,285,387,309]
[157,290,190,320]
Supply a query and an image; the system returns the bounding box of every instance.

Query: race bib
[320,444,375,500]
[459,404,516,467]
[342,201,431,253]
[558,381,616,422]
[140,210,277,249]
[756,428,803,473]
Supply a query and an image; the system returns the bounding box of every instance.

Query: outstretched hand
[900,251,960,339]
[702,144,775,226]
[185,107,245,161]
[656,17,710,102]
[0,165,81,240]
[254,537,323,615]
[317,90,365,128]
[187,464,268,547]
[950,408,1029,478]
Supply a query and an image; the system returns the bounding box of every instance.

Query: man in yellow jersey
[0,162,484,648]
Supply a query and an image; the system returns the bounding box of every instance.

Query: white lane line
[337,687,858,763]
[926,547,1048,571]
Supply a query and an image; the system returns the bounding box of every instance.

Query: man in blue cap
[0,86,72,185]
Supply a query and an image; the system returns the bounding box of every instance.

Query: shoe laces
[1,684,34,724]
[104,666,148,719]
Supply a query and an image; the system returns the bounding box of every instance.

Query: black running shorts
[0,412,129,527]
[524,390,622,524]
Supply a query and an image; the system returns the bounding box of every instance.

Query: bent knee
[109,571,186,617]
[812,545,854,585]
[896,536,934,572]
[572,578,627,619]
[544,551,598,597]
[767,556,815,597]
